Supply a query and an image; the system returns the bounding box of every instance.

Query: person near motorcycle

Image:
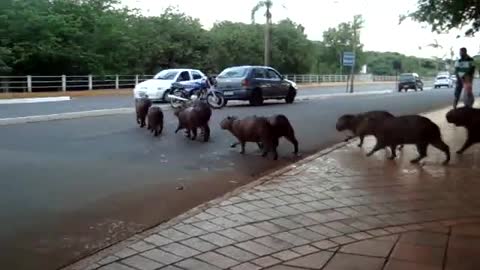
[453,47,476,109]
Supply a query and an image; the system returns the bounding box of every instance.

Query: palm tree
[251,0,273,66]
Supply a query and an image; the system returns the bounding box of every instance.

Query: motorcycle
[167,77,226,109]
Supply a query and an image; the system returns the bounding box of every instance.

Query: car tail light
[241,79,249,87]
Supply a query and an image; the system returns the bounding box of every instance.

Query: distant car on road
[133,68,207,102]
[214,65,297,106]
[398,73,424,92]
[434,74,453,88]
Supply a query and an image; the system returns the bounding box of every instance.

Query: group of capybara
[336,106,480,165]
[137,96,479,164]
[134,98,298,160]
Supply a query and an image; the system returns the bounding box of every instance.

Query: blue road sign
[343,52,355,66]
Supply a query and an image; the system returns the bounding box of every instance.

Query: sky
[122,0,478,59]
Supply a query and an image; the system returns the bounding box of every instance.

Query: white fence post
[61,75,67,92]
[293,74,296,83]
[135,75,139,85]
[27,75,32,92]
[88,75,93,90]
[115,75,119,89]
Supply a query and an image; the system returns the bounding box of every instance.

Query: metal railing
[0,74,398,93]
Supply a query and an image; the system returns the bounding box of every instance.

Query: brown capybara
[220,115,279,160]
[147,106,164,137]
[446,107,480,154]
[257,114,299,154]
[336,110,402,149]
[174,100,212,142]
[364,115,450,165]
[135,98,152,128]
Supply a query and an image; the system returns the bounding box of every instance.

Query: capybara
[446,107,480,154]
[147,106,164,137]
[174,100,212,142]
[257,114,299,154]
[364,115,450,165]
[135,98,152,128]
[220,115,279,160]
[336,110,401,148]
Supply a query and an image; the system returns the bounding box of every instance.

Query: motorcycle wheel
[206,91,226,109]
[170,89,187,109]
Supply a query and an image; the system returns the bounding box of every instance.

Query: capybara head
[336,114,356,131]
[446,107,472,127]
[220,116,238,130]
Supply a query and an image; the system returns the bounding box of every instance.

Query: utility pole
[349,23,357,93]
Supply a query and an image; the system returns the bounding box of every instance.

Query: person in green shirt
[454,47,476,108]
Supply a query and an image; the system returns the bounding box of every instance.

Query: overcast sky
[122,0,478,59]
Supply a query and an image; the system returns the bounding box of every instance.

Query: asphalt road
[0,82,407,119]
[0,85,459,270]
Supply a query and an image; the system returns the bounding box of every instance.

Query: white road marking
[0,96,71,104]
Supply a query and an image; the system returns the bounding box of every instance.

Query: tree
[251,0,273,66]
[402,0,480,36]
[320,15,365,74]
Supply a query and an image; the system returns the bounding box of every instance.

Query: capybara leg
[411,143,428,164]
[366,143,384,157]
[175,125,181,134]
[185,129,191,138]
[240,142,246,154]
[457,137,473,154]
[136,116,140,125]
[159,124,163,135]
[272,140,279,160]
[358,135,364,147]
[285,134,299,154]
[140,119,146,128]
[388,145,397,160]
[191,128,197,140]
[257,142,264,150]
[230,142,239,148]
[154,128,159,137]
[203,125,210,142]
[398,144,404,151]
[431,139,450,165]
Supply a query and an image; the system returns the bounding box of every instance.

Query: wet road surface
[0,86,457,269]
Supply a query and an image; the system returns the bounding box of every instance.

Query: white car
[133,68,207,101]
[434,75,453,88]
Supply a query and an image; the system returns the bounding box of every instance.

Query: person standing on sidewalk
[453,47,476,108]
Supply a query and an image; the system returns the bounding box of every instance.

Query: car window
[191,71,203,80]
[217,67,249,78]
[266,69,281,80]
[252,68,267,79]
[154,70,179,80]
[177,71,191,82]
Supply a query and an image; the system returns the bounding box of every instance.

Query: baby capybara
[364,115,450,165]
[135,98,152,128]
[257,114,298,154]
[336,110,397,148]
[174,100,212,142]
[220,115,279,160]
[446,107,480,154]
[147,106,164,137]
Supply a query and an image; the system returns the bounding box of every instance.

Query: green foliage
[364,51,441,76]
[404,0,480,36]
[0,0,441,76]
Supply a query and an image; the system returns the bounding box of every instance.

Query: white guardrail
[0,74,398,93]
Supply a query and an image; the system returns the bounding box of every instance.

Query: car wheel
[162,90,171,102]
[285,87,296,104]
[249,89,264,106]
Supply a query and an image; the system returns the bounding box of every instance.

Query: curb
[0,96,71,104]
[0,108,135,126]
[61,140,351,270]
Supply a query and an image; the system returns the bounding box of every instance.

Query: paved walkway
[65,106,480,270]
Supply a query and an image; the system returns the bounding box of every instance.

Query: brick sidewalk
[65,106,480,270]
